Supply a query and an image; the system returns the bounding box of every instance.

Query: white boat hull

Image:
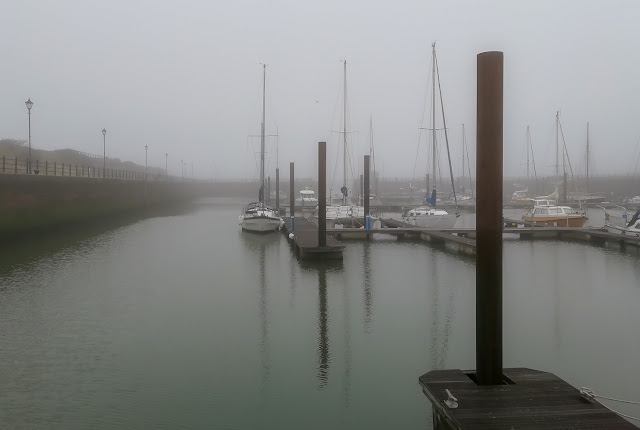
[239,215,282,233]
[403,214,458,229]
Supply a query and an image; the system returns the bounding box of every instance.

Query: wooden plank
[420,368,637,429]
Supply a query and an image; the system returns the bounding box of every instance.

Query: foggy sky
[2,0,640,183]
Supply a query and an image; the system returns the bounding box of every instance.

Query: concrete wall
[0,175,202,241]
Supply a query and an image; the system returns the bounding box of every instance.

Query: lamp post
[145,145,148,181]
[25,98,33,174]
[102,128,107,177]
[165,153,168,177]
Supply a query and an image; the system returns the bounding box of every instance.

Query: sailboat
[403,42,458,229]
[238,64,284,233]
[314,60,368,228]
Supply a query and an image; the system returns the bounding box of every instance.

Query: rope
[580,387,640,421]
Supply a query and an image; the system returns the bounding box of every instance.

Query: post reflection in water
[428,250,456,370]
[362,242,373,333]
[317,265,330,388]
[342,262,351,408]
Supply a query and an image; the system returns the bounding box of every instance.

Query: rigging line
[558,119,575,183]
[434,51,457,208]
[529,128,539,194]
[413,52,436,186]
[464,126,474,196]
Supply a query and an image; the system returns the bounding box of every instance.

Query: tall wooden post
[318,142,327,247]
[290,162,295,231]
[476,51,503,385]
[359,174,364,205]
[276,168,280,212]
[364,155,370,230]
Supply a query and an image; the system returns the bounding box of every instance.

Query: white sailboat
[315,60,369,228]
[403,42,458,229]
[239,64,284,233]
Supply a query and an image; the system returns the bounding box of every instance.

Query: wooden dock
[420,368,637,429]
[281,217,343,260]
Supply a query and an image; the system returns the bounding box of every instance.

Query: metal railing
[0,155,176,181]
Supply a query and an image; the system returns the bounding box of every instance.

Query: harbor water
[1,198,640,429]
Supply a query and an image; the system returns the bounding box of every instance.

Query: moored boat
[599,205,640,236]
[522,199,587,227]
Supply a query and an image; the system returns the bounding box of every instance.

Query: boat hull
[239,215,282,233]
[521,215,586,227]
[403,214,458,229]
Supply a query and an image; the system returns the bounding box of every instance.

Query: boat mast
[526,125,530,181]
[461,123,465,188]
[586,121,590,193]
[434,44,458,208]
[369,115,376,196]
[555,111,559,179]
[343,60,348,205]
[260,63,266,204]
[431,43,437,190]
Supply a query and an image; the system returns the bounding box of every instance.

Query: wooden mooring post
[364,155,370,230]
[318,142,326,247]
[418,50,635,429]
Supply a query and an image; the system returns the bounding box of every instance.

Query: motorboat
[297,187,318,207]
[522,199,587,227]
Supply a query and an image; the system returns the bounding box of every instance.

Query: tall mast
[586,121,590,193]
[462,123,465,186]
[369,115,376,196]
[526,125,530,181]
[431,43,437,189]
[343,60,348,205]
[260,63,266,203]
[555,111,559,179]
[434,44,457,208]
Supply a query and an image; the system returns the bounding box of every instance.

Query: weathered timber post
[476,50,503,385]
[318,142,327,247]
[364,155,370,230]
[290,162,295,231]
[276,168,280,212]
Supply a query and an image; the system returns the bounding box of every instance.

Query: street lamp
[145,145,148,181]
[165,153,168,177]
[25,98,33,174]
[102,128,107,177]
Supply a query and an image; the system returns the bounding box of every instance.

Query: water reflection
[299,260,344,391]
[428,251,456,370]
[239,233,280,386]
[362,242,373,333]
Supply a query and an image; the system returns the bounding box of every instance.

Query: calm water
[2,198,640,429]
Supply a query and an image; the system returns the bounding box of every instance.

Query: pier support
[318,142,326,247]
[364,155,370,230]
[476,50,503,385]
[290,162,295,231]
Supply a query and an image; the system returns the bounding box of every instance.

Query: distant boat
[402,42,459,229]
[297,187,318,207]
[239,65,284,233]
[522,198,587,227]
[599,205,640,236]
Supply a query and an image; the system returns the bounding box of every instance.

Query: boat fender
[289,233,294,240]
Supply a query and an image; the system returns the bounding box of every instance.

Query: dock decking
[281,217,343,260]
[420,368,637,429]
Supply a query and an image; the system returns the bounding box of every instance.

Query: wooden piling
[290,162,295,231]
[476,50,503,385]
[359,174,364,205]
[364,155,370,230]
[318,142,327,247]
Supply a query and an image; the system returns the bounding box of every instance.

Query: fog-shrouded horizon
[2,0,640,184]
